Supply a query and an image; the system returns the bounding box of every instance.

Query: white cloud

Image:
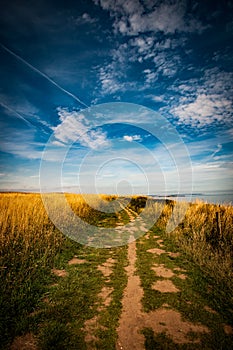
[52,108,110,149]
[169,68,233,128]
[143,69,158,84]
[75,13,98,25]
[1,140,43,160]
[123,134,142,142]
[153,51,181,77]
[151,95,164,102]
[99,66,124,94]
[172,93,232,127]
[94,0,207,36]
[211,144,222,158]
[95,12,190,95]
[97,51,139,96]
[0,120,45,160]
[82,13,97,23]
[129,35,186,64]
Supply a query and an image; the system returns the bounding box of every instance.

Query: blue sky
[0,0,233,194]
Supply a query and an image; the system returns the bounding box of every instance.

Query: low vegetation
[152,200,233,296]
[136,228,233,349]
[0,193,121,348]
[0,192,232,349]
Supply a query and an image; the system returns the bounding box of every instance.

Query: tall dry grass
[0,193,61,341]
[152,199,233,294]
[0,192,112,344]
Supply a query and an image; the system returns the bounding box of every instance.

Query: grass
[0,192,124,349]
[143,199,233,295]
[29,223,128,349]
[30,242,128,350]
[0,193,63,347]
[0,192,233,349]
[136,226,233,349]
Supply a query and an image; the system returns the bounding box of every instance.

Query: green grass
[136,226,233,349]
[27,237,128,349]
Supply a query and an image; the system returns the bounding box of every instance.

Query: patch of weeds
[0,264,54,350]
[53,237,84,268]
[142,328,184,350]
[38,321,85,350]
[142,327,233,350]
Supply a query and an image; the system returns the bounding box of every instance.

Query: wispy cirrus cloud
[0,43,88,108]
[0,93,52,134]
[75,13,98,25]
[1,138,43,160]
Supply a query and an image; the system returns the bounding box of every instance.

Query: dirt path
[115,209,215,349]
[116,238,145,350]
[116,242,209,349]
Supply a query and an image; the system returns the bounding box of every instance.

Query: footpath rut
[115,206,232,349]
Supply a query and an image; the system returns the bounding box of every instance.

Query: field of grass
[0,193,123,348]
[0,192,232,349]
[151,200,233,295]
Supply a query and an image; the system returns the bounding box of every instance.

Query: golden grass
[0,192,113,270]
[1,193,232,287]
[0,192,122,347]
[152,199,233,293]
[0,193,62,299]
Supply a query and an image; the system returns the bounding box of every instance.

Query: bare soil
[147,247,166,255]
[152,279,180,293]
[151,264,174,278]
[51,268,67,277]
[68,257,87,265]
[10,333,38,350]
[97,257,115,278]
[84,257,115,348]
[116,225,210,349]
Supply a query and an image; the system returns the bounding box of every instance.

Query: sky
[0,0,233,195]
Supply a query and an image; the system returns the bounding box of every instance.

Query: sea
[149,191,233,205]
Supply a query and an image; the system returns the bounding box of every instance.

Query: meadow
[0,193,232,349]
[147,199,233,293]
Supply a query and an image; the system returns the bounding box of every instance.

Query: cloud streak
[0,100,35,129]
[0,96,51,135]
[0,43,89,108]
